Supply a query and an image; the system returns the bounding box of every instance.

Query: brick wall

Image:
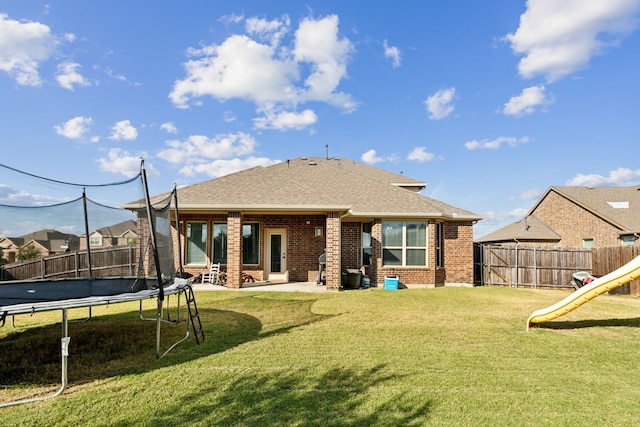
[173,213,475,287]
[226,212,243,288]
[443,221,474,283]
[534,191,623,247]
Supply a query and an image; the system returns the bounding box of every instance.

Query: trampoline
[0,160,203,407]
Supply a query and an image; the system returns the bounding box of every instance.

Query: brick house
[477,185,640,247]
[0,229,80,263]
[79,219,137,251]
[167,157,481,290]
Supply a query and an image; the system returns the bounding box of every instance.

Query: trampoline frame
[0,278,193,408]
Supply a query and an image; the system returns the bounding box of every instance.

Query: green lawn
[2,286,640,426]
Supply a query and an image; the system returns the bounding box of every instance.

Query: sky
[1,0,639,239]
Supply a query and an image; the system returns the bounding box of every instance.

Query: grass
[2,286,640,426]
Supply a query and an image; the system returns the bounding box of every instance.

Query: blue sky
[1,0,639,238]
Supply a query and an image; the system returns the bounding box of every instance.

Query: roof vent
[308,161,317,166]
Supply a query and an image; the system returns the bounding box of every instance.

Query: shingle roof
[536,186,640,233]
[172,157,481,220]
[475,215,561,243]
[88,220,137,238]
[477,185,640,243]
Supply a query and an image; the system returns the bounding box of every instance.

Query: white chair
[201,263,223,284]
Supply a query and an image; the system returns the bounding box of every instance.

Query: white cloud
[157,132,258,165]
[511,188,542,200]
[503,85,554,117]
[170,34,297,107]
[0,13,60,86]
[178,156,279,178]
[169,14,356,124]
[465,136,529,150]
[566,167,640,186]
[361,149,385,164]
[293,15,355,110]
[504,0,640,81]
[245,15,290,46]
[109,120,138,141]
[0,183,59,206]
[160,122,178,134]
[424,87,456,120]
[97,148,156,178]
[223,111,237,123]
[383,39,401,68]
[54,116,93,140]
[407,147,436,162]
[56,62,90,90]
[254,109,318,130]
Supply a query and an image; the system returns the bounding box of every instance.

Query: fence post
[533,247,537,289]
[515,246,518,288]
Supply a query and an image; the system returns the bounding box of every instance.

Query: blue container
[384,276,399,290]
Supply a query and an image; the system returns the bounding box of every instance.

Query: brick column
[226,212,243,289]
[325,212,342,291]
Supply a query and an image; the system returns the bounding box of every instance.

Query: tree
[17,243,41,261]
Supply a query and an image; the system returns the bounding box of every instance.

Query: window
[243,223,259,264]
[126,237,136,246]
[382,221,427,266]
[583,238,594,248]
[213,223,227,264]
[186,222,207,265]
[621,235,636,246]
[362,223,372,266]
[89,235,102,246]
[435,222,444,268]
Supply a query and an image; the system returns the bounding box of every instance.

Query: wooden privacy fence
[475,244,640,294]
[591,245,640,295]
[0,246,138,281]
[475,245,591,290]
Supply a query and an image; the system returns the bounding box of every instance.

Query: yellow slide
[527,255,640,330]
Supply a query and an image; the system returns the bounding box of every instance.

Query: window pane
[243,223,259,265]
[187,222,207,265]
[362,223,372,247]
[406,222,426,247]
[622,236,636,246]
[213,223,227,264]
[383,248,402,265]
[383,222,402,246]
[363,248,372,266]
[406,249,426,266]
[362,223,372,266]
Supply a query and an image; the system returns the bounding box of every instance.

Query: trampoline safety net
[0,160,177,289]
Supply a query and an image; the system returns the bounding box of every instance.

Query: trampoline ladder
[184,285,204,344]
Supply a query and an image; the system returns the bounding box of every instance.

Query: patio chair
[201,263,225,285]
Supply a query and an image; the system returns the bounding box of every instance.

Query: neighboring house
[79,219,138,250]
[0,229,80,262]
[477,185,640,247]
[164,157,482,290]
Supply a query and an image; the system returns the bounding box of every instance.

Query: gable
[531,186,640,233]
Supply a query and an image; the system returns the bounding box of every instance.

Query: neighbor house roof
[168,157,481,221]
[82,220,137,238]
[8,229,79,252]
[530,186,640,234]
[475,215,561,243]
[477,185,640,243]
